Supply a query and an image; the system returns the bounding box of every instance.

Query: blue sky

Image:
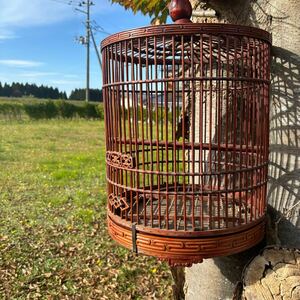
[0,0,153,95]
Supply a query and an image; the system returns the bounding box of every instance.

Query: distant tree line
[0,82,67,99]
[0,82,103,102]
[69,88,102,102]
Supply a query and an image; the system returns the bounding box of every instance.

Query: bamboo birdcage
[101,0,271,266]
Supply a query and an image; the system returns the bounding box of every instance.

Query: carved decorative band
[108,193,129,211]
[101,24,271,49]
[107,216,265,267]
[106,151,133,169]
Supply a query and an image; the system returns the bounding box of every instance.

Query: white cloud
[0,0,114,45]
[0,29,17,40]
[51,79,81,85]
[20,71,58,77]
[0,0,113,28]
[0,0,73,28]
[0,59,44,68]
[64,74,79,79]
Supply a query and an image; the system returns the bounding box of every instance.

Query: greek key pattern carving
[106,151,133,169]
[101,24,271,49]
[108,216,265,266]
[108,193,129,211]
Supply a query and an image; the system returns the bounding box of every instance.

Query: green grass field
[0,119,172,299]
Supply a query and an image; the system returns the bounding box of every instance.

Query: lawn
[0,119,172,299]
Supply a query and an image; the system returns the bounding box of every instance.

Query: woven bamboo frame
[101,23,271,266]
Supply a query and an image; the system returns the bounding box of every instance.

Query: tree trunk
[171,267,186,300]
[184,1,300,299]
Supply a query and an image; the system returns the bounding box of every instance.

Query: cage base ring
[108,214,265,267]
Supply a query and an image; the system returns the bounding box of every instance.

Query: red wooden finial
[169,0,192,24]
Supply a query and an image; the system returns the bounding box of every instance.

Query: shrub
[56,101,76,119]
[84,103,99,119]
[23,101,58,119]
[75,105,86,118]
[44,101,58,119]
[0,103,23,120]
[23,103,43,119]
[0,100,103,120]
[95,104,104,119]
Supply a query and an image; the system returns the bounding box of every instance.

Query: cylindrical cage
[102,24,271,266]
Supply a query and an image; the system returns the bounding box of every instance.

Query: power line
[50,0,105,102]
[91,20,111,36]
[48,0,82,7]
[90,29,102,70]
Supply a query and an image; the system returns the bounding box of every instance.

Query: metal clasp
[132,223,138,254]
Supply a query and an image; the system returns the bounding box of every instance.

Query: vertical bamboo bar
[125,40,134,224]
[217,36,221,229]
[190,35,195,230]
[239,38,244,225]
[225,35,230,228]
[208,35,213,229]
[181,35,187,231]
[172,36,178,230]
[163,36,169,230]
[146,37,154,228]
[252,39,257,221]
[138,38,146,226]
[111,44,117,200]
[200,33,204,230]
[154,36,161,229]
[232,37,238,226]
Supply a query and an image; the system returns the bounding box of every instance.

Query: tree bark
[170,267,185,300]
[184,1,300,299]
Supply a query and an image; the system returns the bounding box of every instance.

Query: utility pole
[74,1,107,100]
[53,0,105,101]
[85,0,90,102]
[75,1,93,102]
